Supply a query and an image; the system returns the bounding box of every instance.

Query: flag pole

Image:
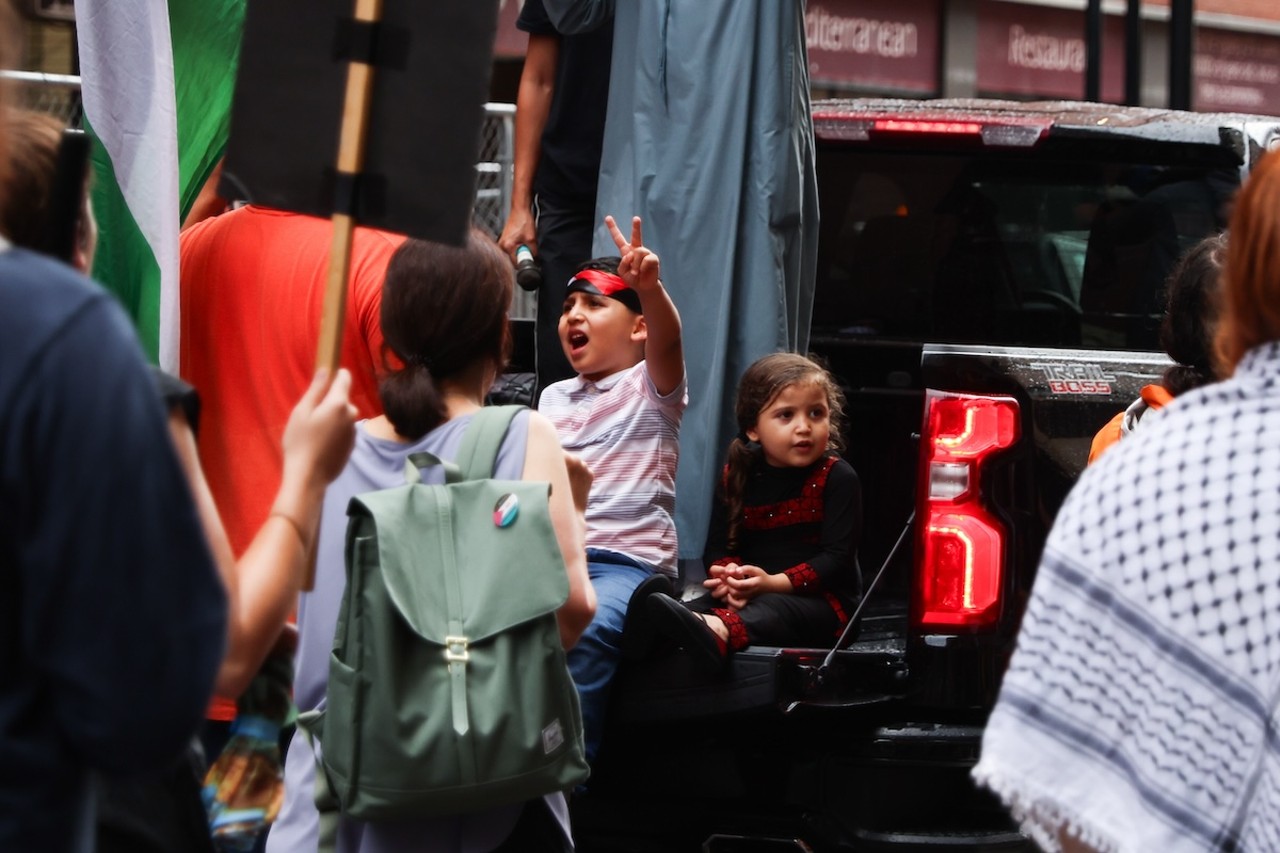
[308,0,383,589]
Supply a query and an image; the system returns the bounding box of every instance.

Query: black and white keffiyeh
[975,341,1280,853]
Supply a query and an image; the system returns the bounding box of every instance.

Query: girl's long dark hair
[724,352,847,552]
[379,229,513,440]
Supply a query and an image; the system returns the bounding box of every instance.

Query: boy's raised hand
[604,212,684,397]
[606,214,660,293]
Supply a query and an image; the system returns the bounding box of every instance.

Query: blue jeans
[567,549,655,765]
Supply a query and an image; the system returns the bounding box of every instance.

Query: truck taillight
[915,393,1020,630]
[812,112,1049,146]
[875,119,982,136]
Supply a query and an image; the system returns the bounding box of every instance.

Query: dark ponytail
[723,435,759,553]
[380,361,449,443]
[379,230,514,440]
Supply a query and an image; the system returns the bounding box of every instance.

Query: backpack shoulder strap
[455,405,524,481]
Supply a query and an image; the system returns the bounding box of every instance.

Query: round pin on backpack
[493,494,519,528]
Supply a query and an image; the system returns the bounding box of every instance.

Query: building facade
[16,2,1280,117]
[491,0,1280,115]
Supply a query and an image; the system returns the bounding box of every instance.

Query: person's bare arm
[170,370,357,698]
[167,406,238,633]
[523,412,596,648]
[498,33,560,261]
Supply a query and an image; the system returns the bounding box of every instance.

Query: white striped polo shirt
[539,361,688,576]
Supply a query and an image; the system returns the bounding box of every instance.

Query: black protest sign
[221,0,499,246]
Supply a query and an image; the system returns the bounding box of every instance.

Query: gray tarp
[543,0,819,561]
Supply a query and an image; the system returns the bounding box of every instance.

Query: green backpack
[299,406,588,821]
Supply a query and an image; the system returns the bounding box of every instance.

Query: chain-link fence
[473,102,514,239]
[475,102,534,319]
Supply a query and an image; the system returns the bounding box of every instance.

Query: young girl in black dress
[646,353,862,672]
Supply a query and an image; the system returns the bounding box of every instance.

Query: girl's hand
[281,368,358,490]
[606,214,661,293]
[702,577,730,599]
[703,562,737,600]
[724,565,788,605]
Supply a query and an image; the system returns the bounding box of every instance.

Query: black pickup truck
[558,99,1280,853]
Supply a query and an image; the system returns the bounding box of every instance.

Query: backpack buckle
[444,636,470,663]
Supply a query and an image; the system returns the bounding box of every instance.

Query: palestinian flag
[76,0,244,369]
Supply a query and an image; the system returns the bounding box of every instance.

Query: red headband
[569,269,628,296]
[566,269,643,313]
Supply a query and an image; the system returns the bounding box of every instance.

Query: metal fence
[0,70,531,316]
[475,102,534,318]
[473,102,514,239]
[3,69,82,124]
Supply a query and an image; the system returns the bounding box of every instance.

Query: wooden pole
[316,0,383,373]
[306,0,383,589]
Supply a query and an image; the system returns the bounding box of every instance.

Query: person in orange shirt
[1088,232,1226,465]
[179,204,405,750]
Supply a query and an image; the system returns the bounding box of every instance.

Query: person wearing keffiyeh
[975,151,1280,852]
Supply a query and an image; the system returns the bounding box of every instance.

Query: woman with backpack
[268,231,597,853]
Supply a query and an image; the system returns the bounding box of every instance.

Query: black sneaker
[644,593,728,675]
[619,573,674,661]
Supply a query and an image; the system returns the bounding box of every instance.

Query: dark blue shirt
[0,248,226,851]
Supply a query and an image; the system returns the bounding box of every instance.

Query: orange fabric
[1139,384,1175,410]
[1087,411,1127,466]
[180,206,405,720]
[1087,384,1175,466]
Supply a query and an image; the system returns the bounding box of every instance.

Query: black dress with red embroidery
[697,454,862,649]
